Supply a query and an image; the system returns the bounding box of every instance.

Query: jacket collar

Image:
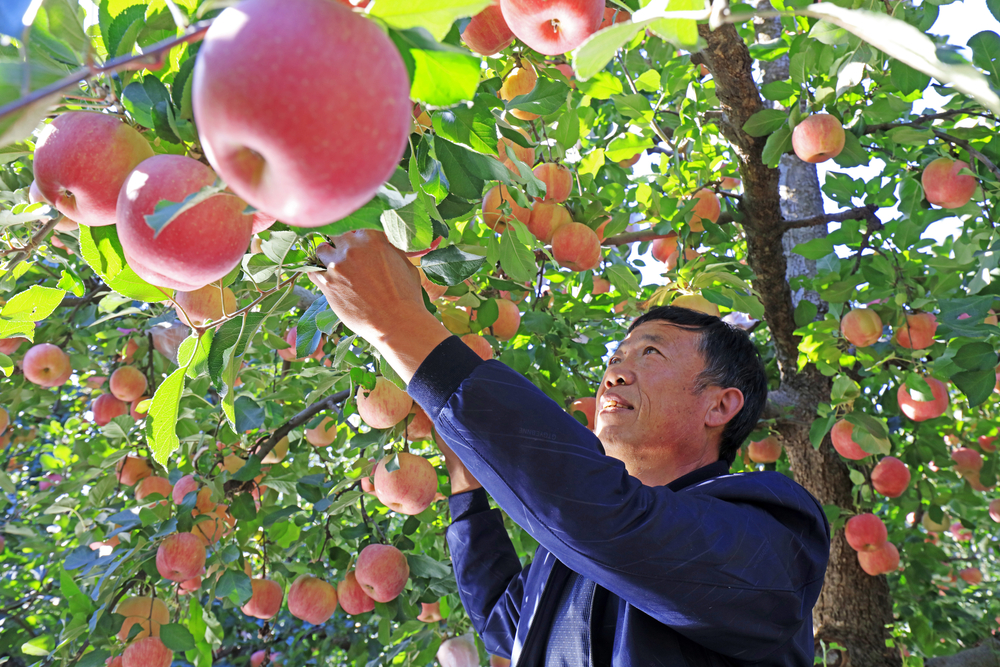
[666,459,730,492]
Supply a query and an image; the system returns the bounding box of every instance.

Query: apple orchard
[0,0,999,665]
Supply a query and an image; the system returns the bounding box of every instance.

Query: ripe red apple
[554,63,575,87]
[191,504,236,545]
[527,202,571,243]
[569,397,596,430]
[500,0,604,55]
[662,247,700,271]
[463,0,515,55]
[897,378,949,422]
[791,114,846,164]
[193,0,411,227]
[499,61,540,120]
[118,154,253,291]
[592,276,611,294]
[287,574,338,624]
[151,320,190,363]
[172,475,200,505]
[136,476,173,504]
[686,189,721,232]
[483,184,531,232]
[121,338,139,363]
[748,436,782,463]
[242,578,284,620]
[130,395,149,421]
[355,544,410,602]
[672,293,719,317]
[33,112,154,227]
[871,456,910,497]
[122,636,172,667]
[893,312,937,349]
[922,157,977,209]
[491,299,521,340]
[116,456,153,486]
[356,377,413,429]
[533,163,573,202]
[831,419,870,460]
[461,334,494,360]
[22,343,71,387]
[551,222,601,271]
[374,452,438,515]
[277,327,323,362]
[306,416,337,447]
[958,567,983,585]
[337,570,376,615]
[418,601,444,622]
[419,268,449,302]
[977,435,997,453]
[497,128,535,171]
[989,498,1000,523]
[437,634,480,667]
[0,337,27,355]
[250,651,270,667]
[845,513,888,552]
[39,472,62,491]
[406,406,434,442]
[156,532,206,582]
[110,366,147,402]
[950,521,973,541]
[857,541,899,576]
[841,308,883,347]
[92,394,128,427]
[650,234,678,263]
[951,447,983,474]
[115,596,169,642]
[175,283,237,327]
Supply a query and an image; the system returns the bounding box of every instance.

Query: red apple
[355,544,409,602]
[483,184,531,232]
[136,476,173,504]
[356,377,413,429]
[156,532,206,582]
[115,596,169,642]
[497,128,535,172]
[306,416,337,447]
[0,337,27,355]
[500,0,604,55]
[110,366,147,402]
[554,63,576,87]
[527,202,571,243]
[951,447,983,474]
[121,338,139,363]
[192,0,411,227]
[893,312,936,349]
[419,268,449,301]
[287,574,338,624]
[491,656,512,667]
[418,601,444,622]
[374,452,438,515]
[250,651,269,667]
[463,0,515,55]
[685,189,721,232]
[92,393,128,427]
[33,112,154,227]
[491,299,521,340]
[533,162,573,202]
[569,397,596,430]
[151,320,190,363]
[748,436,782,463]
[650,234,678,263]
[172,475,200,505]
[175,283,237,327]
[831,419,870,460]
[116,456,153,486]
[242,578,284,620]
[461,333,494,360]
[871,456,910,497]
[130,395,149,421]
[897,378,949,422]
[551,222,601,271]
[841,308,882,347]
[857,541,899,576]
[977,435,997,453]
[406,406,434,442]
[118,154,253,291]
[950,521,972,541]
[845,513,888,552]
[191,504,236,545]
[592,277,611,294]
[122,636,172,667]
[922,157,977,209]
[958,567,983,585]
[499,61,539,121]
[22,343,71,387]
[437,634,480,667]
[791,114,846,164]
[337,571,375,615]
[599,6,630,28]
[989,498,1000,523]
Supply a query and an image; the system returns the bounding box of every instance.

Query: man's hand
[434,431,483,495]
[308,231,450,383]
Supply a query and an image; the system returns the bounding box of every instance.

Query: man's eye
[643,346,659,355]
[608,356,620,365]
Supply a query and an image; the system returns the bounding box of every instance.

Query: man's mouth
[601,394,634,412]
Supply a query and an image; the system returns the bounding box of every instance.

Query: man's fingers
[315,242,338,268]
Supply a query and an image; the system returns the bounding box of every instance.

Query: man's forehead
[615,320,700,352]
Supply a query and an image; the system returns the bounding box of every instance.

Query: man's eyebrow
[612,332,670,354]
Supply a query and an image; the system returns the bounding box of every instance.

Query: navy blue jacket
[409,337,830,666]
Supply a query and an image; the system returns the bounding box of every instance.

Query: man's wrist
[369,306,451,384]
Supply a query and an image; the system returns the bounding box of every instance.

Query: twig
[853,214,886,273]
[863,108,988,134]
[616,54,674,147]
[192,274,300,336]
[930,129,1000,182]
[781,204,880,231]
[1,216,62,275]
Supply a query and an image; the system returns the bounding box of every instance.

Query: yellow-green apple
[685,189,720,232]
[989,498,1000,523]
[374,452,438,515]
[261,436,289,464]
[175,283,237,327]
[893,312,936,349]
[748,436,782,463]
[599,6,630,28]
[172,475,200,505]
[192,0,411,227]
[130,396,149,421]
[306,416,337,447]
[483,184,531,232]
[115,596,169,642]
[857,542,898,576]
[337,571,375,615]
[116,456,153,486]
[437,634,480,667]
[499,62,540,120]
[672,293,719,317]
[33,112,154,227]
[831,419,870,460]
[92,394,128,427]
[117,155,253,291]
[156,532,206,582]
[551,222,601,271]
[592,276,610,294]
[492,298,521,340]
[897,378,949,421]
[406,406,434,442]
[419,268,449,301]
[532,162,572,202]
[497,128,535,172]
[136,476,173,504]
[951,447,983,474]
[791,114,846,164]
[569,397,596,430]
[0,337,26,355]
[527,202,571,243]
[418,601,444,622]
[287,574,338,624]
[499,0,604,55]
[122,636,172,667]
[463,0,515,55]
[841,308,882,347]
[871,456,910,497]
[922,512,949,533]
[355,544,409,602]
[845,513,888,552]
[110,366,147,402]
[22,343,71,387]
[357,377,413,429]
[921,158,977,209]
[461,333,494,360]
[958,567,982,585]
[650,234,678,263]
[242,578,284,620]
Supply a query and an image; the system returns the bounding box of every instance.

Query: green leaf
[75,650,111,667]
[499,226,536,284]
[216,570,252,605]
[421,245,487,286]
[1,285,65,322]
[889,58,931,95]
[572,20,646,81]
[432,97,499,155]
[577,71,623,100]
[159,623,196,652]
[146,363,189,466]
[831,131,867,169]
[952,369,995,408]
[742,109,788,137]
[234,396,265,433]
[406,553,452,578]
[77,224,169,302]
[793,235,835,260]
[843,413,890,455]
[144,180,227,237]
[605,264,639,296]
[507,79,570,117]
[409,45,481,107]
[637,0,703,50]
[372,0,489,41]
[968,31,1000,89]
[309,197,386,236]
[605,133,656,162]
[382,196,434,253]
[953,342,997,371]
[296,297,331,359]
[760,125,793,168]
[20,635,54,656]
[0,353,11,377]
[760,80,798,101]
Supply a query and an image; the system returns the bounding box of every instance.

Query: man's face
[594,321,718,466]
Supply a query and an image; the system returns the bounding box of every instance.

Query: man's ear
[705,387,744,428]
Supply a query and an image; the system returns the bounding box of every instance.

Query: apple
[893,312,937,349]
[39,473,62,491]
[118,154,254,291]
[136,476,173,504]
[551,222,601,271]
[569,397,596,430]
[172,475,200,505]
[857,541,899,576]
[650,234,679,263]
[130,396,149,421]
[921,157,977,209]
[306,416,337,447]
[554,63,575,87]
[499,61,540,121]
[337,571,376,615]
[897,378,949,422]
[989,498,1000,523]
[978,435,997,453]
[461,334,494,360]
[33,112,154,227]
[527,202,571,243]
[958,567,983,585]
[418,601,444,622]
[599,6,630,28]
[841,308,883,347]
[592,277,611,295]
[193,0,411,227]
[491,299,521,340]
[950,521,972,541]
[406,406,434,442]
[121,338,140,363]
[22,343,71,387]
[871,456,910,497]
[791,114,846,164]
[831,419,870,460]
[115,596,169,642]
[92,394,128,427]
[287,574,339,624]
[110,366,148,402]
[122,636,172,667]
[922,512,949,533]
[261,436,289,464]
[250,650,269,667]
[0,337,27,355]
[437,634,480,667]
[192,504,236,544]
[951,447,983,474]
[356,377,413,429]
[441,304,473,335]
[151,321,190,363]
[175,283,237,327]
[962,469,994,492]
[845,513,888,552]
[355,544,409,602]
[419,268,449,302]
[748,436,782,463]
[463,0,515,55]
[116,456,153,486]
[242,578,284,620]
[500,0,604,55]
[720,175,741,190]
[672,293,720,317]
[483,184,531,232]
[374,452,438,515]
[278,327,300,362]
[0,408,7,436]
[533,162,573,202]
[685,189,721,232]
[497,128,535,171]
[156,532,206,582]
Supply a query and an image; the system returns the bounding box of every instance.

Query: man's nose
[604,365,635,387]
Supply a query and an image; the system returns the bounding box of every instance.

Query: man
[309,231,830,666]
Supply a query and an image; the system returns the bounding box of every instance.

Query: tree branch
[781,204,880,231]
[925,637,1000,667]
[2,216,61,275]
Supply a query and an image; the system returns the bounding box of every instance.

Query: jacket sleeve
[410,337,830,663]
[446,488,525,660]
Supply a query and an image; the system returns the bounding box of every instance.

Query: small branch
[853,214,886,273]
[192,274,300,336]
[1,216,62,275]
[930,129,1000,183]
[863,108,988,134]
[781,204,880,231]
[616,54,674,147]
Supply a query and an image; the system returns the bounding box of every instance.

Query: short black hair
[627,305,768,466]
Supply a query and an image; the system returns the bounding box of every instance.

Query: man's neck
[612,444,722,487]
